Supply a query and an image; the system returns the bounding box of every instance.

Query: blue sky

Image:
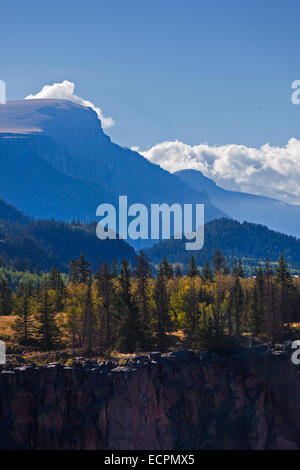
[1,0,300,150]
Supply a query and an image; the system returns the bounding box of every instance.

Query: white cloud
[140,138,300,205]
[25,80,115,129]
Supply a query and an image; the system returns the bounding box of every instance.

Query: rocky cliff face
[0,346,299,450]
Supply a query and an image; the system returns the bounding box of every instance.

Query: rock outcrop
[0,346,299,450]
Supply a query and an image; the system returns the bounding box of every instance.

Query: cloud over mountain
[25,80,114,129]
[141,138,300,205]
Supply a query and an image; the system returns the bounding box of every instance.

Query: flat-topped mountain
[0,100,223,227]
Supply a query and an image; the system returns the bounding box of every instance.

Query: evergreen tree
[78,253,92,284]
[0,278,12,316]
[48,267,65,312]
[64,288,83,356]
[248,265,265,336]
[49,267,60,290]
[238,259,245,278]
[36,279,41,297]
[35,286,60,350]
[231,275,244,338]
[201,260,213,281]
[116,260,143,353]
[187,255,199,278]
[275,253,294,330]
[154,266,170,350]
[12,288,35,346]
[193,304,228,350]
[160,255,173,279]
[232,259,239,277]
[95,262,113,351]
[69,260,79,283]
[248,286,260,336]
[82,276,94,353]
[264,258,277,343]
[184,283,199,344]
[110,259,118,277]
[212,249,225,275]
[134,250,152,323]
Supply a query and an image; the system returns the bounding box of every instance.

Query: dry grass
[0,315,17,341]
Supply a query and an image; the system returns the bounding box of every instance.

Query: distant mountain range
[1,97,300,262]
[145,217,300,271]
[175,169,300,238]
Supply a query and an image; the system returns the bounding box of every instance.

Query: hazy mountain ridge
[0,198,31,225]
[175,169,300,238]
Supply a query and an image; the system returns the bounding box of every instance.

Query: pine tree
[193,304,228,350]
[36,279,41,297]
[116,260,143,353]
[201,260,213,281]
[134,250,152,323]
[78,253,92,284]
[48,267,65,312]
[184,283,199,344]
[64,289,83,356]
[264,258,277,343]
[238,259,245,278]
[187,255,199,278]
[275,253,294,330]
[0,278,12,316]
[232,259,239,277]
[69,260,79,283]
[134,251,154,350]
[96,262,113,351]
[35,286,60,350]
[154,266,170,350]
[231,275,244,338]
[110,259,118,277]
[212,249,225,275]
[12,289,35,346]
[248,265,265,336]
[232,259,244,277]
[82,276,94,354]
[49,267,60,290]
[160,255,173,279]
[248,286,260,336]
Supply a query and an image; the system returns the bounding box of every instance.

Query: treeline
[0,218,135,273]
[4,250,300,353]
[146,218,300,272]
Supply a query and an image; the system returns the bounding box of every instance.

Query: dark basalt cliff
[0,346,299,450]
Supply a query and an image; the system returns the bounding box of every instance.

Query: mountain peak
[0,99,103,135]
[175,169,219,192]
